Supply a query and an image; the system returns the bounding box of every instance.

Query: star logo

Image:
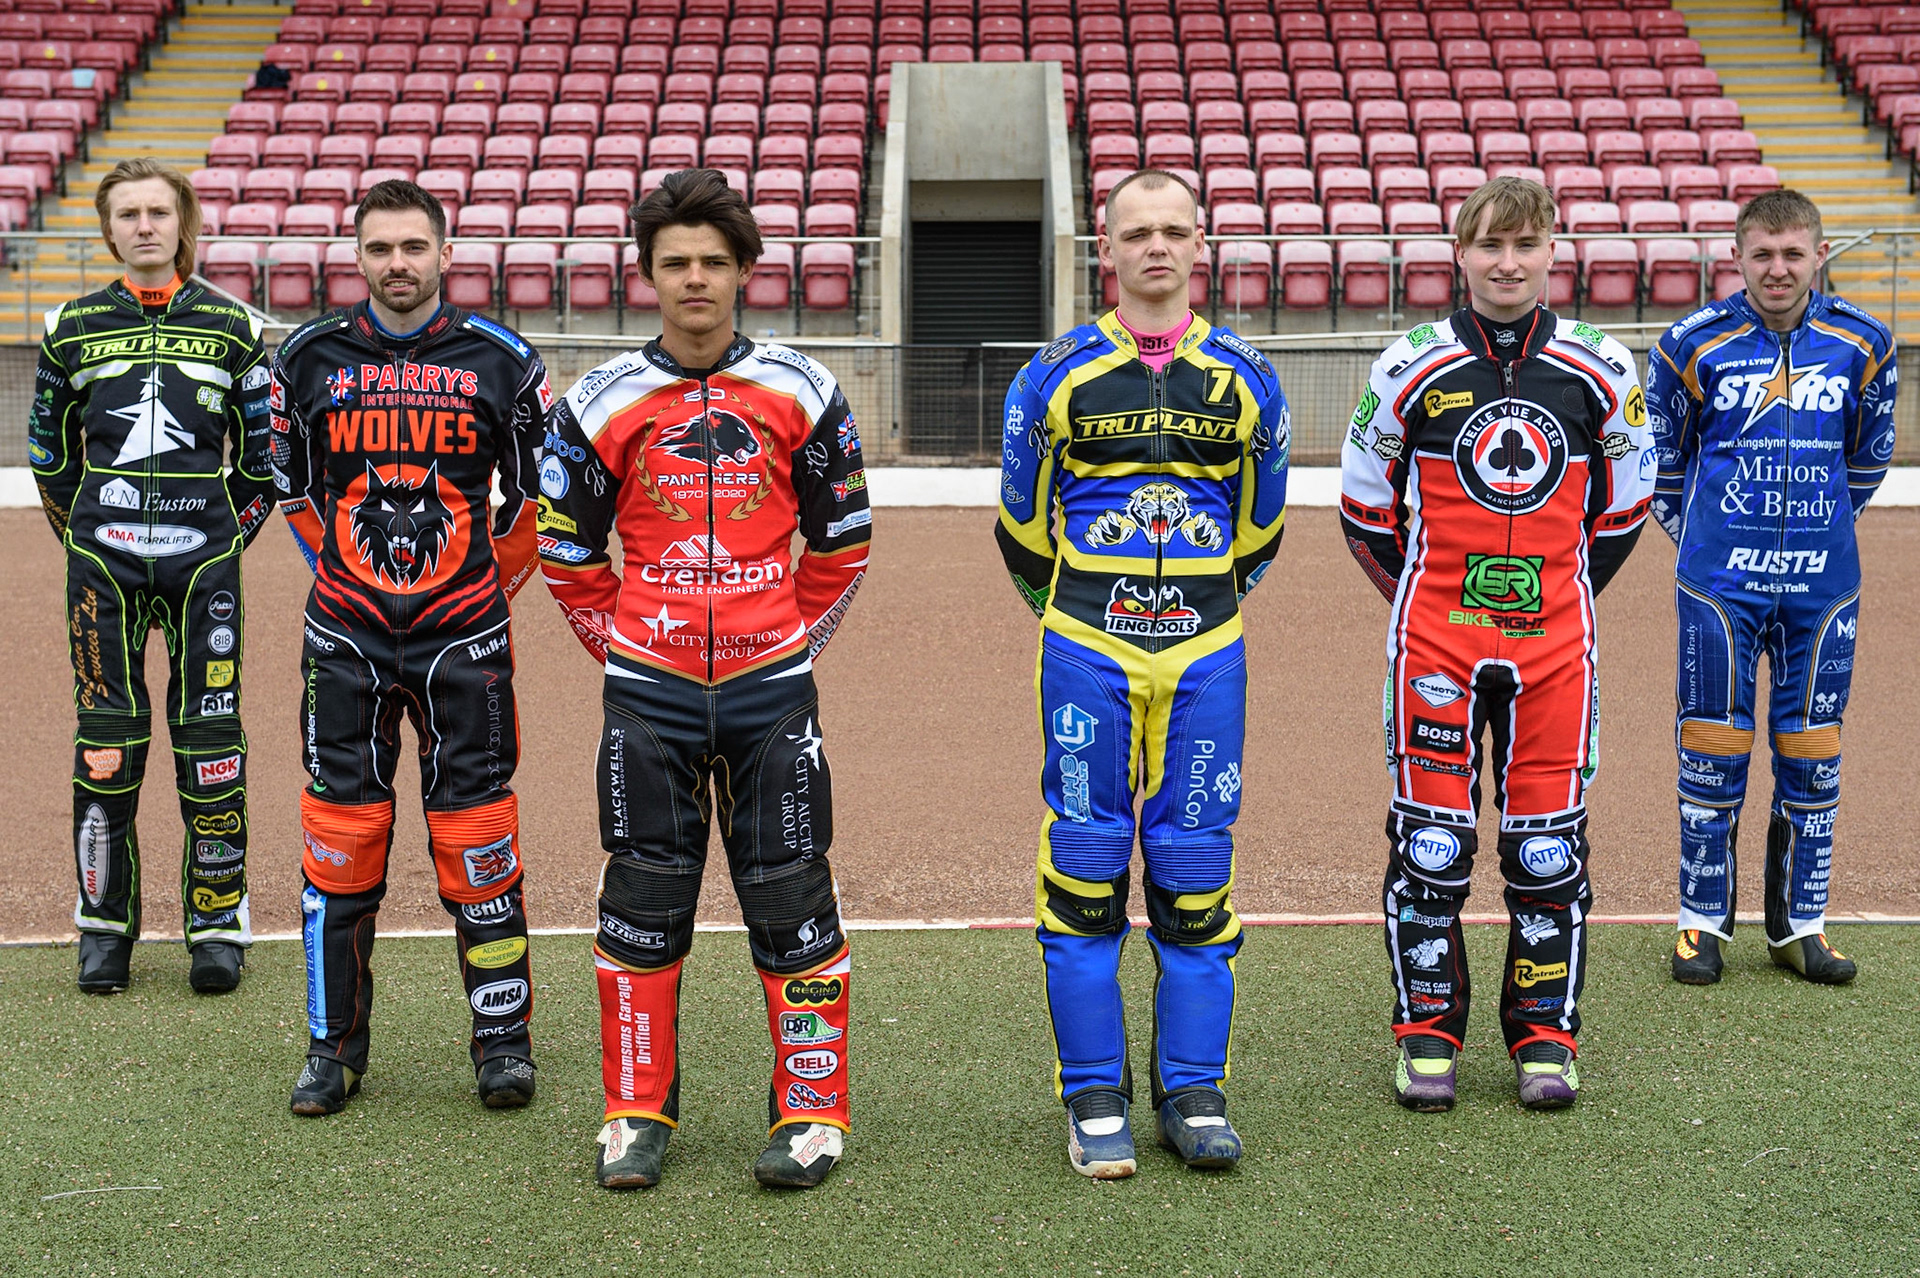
[786,717,825,769]
[637,603,686,647]
[108,369,193,465]
[1741,356,1827,432]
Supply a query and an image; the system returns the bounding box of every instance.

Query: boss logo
[1410,717,1466,755]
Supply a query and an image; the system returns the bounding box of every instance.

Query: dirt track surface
[3,505,1917,940]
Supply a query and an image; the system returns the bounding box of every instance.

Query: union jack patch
[326,368,357,406]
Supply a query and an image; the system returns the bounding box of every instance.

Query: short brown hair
[1735,189,1823,247]
[355,178,448,241]
[1453,176,1557,247]
[1103,168,1199,230]
[94,158,201,281]
[630,168,763,279]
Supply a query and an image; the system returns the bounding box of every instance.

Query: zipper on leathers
[1148,366,1167,655]
[701,374,715,684]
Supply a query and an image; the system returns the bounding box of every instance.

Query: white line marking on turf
[1743,1147,1789,1166]
[41,1187,165,1200]
[8,912,1918,945]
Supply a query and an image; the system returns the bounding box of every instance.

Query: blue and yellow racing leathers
[997,312,1288,1109]
[1646,289,1896,944]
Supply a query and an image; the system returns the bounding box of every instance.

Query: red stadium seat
[1643,237,1700,306]
[801,241,854,308]
[1724,164,1781,201]
[1268,199,1325,234]
[744,241,794,309]
[203,241,261,305]
[1582,239,1640,307]
[502,242,557,309]
[1400,240,1455,309]
[1338,240,1392,307]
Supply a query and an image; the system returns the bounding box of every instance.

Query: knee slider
[737,859,842,974]
[598,855,699,967]
[424,796,521,905]
[73,735,148,791]
[1679,719,1755,756]
[1038,860,1130,937]
[1144,876,1237,947]
[1498,828,1590,905]
[1774,727,1841,760]
[301,789,394,895]
[1388,811,1477,893]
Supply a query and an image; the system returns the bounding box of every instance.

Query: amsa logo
[470,978,529,1017]
[783,1049,840,1081]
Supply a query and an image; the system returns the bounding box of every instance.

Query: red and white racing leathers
[1340,308,1653,1056]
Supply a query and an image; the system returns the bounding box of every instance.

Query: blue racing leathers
[997,312,1288,1109]
[1646,289,1896,944]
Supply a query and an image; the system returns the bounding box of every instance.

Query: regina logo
[782,977,845,1007]
[470,977,529,1017]
[1453,400,1570,514]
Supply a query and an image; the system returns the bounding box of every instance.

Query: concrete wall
[878,61,1079,342]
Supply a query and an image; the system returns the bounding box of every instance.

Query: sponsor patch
[1424,389,1473,415]
[470,977,529,1017]
[95,522,208,557]
[1512,959,1569,988]
[462,837,519,889]
[1408,827,1461,872]
[206,660,235,688]
[1518,836,1571,877]
[78,803,109,906]
[462,894,516,926]
[208,625,236,655]
[782,976,845,1007]
[191,886,242,912]
[784,1082,840,1111]
[783,1049,840,1081]
[465,937,528,968]
[1410,716,1466,755]
[1038,335,1078,364]
[199,692,236,716]
[1411,672,1464,708]
[82,747,123,780]
[195,839,243,864]
[779,1010,844,1046]
[195,754,242,787]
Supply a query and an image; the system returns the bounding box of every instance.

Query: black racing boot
[477,1056,536,1108]
[596,1118,672,1189]
[1771,933,1857,984]
[189,941,244,994]
[290,1056,362,1116]
[1671,929,1723,985]
[1155,1087,1243,1169]
[77,933,133,994]
[753,1122,844,1188]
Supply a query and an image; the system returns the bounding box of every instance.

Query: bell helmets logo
[195,754,242,787]
[1453,400,1570,515]
[78,803,109,906]
[783,1049,841,1081]
[470,978,529,1017]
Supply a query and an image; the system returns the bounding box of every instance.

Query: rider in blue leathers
[1645,190,1895,986]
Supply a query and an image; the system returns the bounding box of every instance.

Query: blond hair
[1453,176,1557,247]
[94,158,201,281]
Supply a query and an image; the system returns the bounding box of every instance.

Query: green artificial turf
[2,925,1916,1277]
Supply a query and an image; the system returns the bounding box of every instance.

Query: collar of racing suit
[1722,285,1829,336]
[1451,303,1554,363]
[109,274,190,315]
[121,274,181,310]
[1096,307,1212,364]
[642,332,755,380]
[345,298,464,354]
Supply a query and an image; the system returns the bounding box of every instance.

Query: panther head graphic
[350,461,454,589]
[656,408,762,465]
[1125,482,1191,545]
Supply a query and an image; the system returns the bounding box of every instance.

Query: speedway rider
[1648,189,1896,986]
[997,169,1289,1178]
[29,159,274,996]
[538,169,871,1191]
[1340,177,1653,1113]
[271,179,552,1115]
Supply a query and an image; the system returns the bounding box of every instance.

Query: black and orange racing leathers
[1339,308,1653,1059]
[539,335,869,1137]
[272,301,549,1077]
[29,276,274,951]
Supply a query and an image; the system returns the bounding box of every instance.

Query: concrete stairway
[1677,0,1920,329]
[0,2,277,338]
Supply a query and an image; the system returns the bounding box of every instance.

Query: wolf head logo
[350,461,454,589]
[657,408,762,465]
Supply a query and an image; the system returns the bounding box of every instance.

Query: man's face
[1456,210,1554,319]
[1735,224,1828,324]
[1098,181,1202,308]
[356,208,451,316]
[648,222,750,339]
[104,177,181,274]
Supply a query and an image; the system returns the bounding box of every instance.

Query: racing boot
[753,1122,844,1188]
[1155,1087,1242,1170]
[1065,1086,1136,1179]
[1514,1041,1580,1110]
[77,933,133,995]
[477,1055,536,1108]
[1770,933,1857,985]
[188,940,244,994]
[290,1055,362,1116]
[596,1117,671,1189]
[1394,1034,1458,1112]
[1671,930,1723,985]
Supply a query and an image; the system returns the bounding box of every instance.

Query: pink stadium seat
[1725,164,1781,201]
[322,242,368,308]
[1643,237,1701,307]
[266,241,321,310]
[1582,239,1640,307]
[202,241,261,305]
[801,241,854,309]
[1565,200,1624,234]
[1339,240,1392,307]
[1216,240,1273,309]
[503,242,557,310]
[1400,240,1455,309]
